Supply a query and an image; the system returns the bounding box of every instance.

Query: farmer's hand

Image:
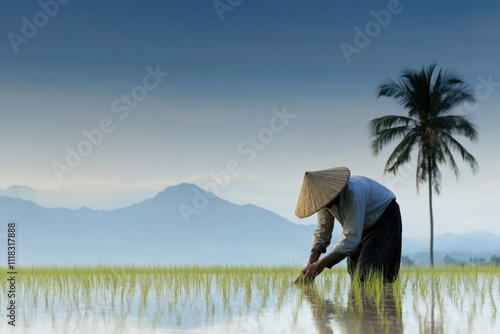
[301,254,337,282]
[301,259,327,281]
[294,252,323,284]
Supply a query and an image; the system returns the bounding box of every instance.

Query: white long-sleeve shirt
[311,175,396,266]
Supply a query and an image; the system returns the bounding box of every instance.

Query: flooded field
[1,265,499,333]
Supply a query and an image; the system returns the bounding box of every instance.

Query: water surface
[1,266,498,333]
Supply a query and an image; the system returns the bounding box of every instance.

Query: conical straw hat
[295,167,350,218]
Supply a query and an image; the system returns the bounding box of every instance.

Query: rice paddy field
[1,265,499,334]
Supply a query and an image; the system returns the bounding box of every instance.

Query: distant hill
[0,183,316,266]
[0,185,39,199]
[0,183,499,266]
[404,231,500,254]
[403,231,500,265]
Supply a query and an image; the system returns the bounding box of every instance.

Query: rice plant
[0,265,498,333]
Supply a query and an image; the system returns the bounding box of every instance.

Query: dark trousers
[347,200,402,283]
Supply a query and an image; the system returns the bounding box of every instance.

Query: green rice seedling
[2,264,498,334]
[138,274,152,313]
[242,273,253,311]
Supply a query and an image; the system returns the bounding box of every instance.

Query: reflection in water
[420,279,444,334]
[1,267,499,333]
[303,284,404,334]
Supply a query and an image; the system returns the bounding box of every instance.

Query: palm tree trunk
[428,158,434,267]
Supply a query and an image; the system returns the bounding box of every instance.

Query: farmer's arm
[299,209,334,281]
[309,208,334,261]
[322,193,367,269]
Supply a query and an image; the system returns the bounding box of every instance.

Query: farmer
[295,167,402,283]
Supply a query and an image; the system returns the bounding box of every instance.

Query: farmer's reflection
[303,285,404,334]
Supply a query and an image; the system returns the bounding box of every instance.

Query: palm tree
[369,64,479,267]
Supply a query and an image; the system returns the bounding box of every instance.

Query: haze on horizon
[0,0,499,238]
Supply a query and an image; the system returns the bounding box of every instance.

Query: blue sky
[0,0,499,238]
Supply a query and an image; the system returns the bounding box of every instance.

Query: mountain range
[0,183,499,266]
[0,183,315,266]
